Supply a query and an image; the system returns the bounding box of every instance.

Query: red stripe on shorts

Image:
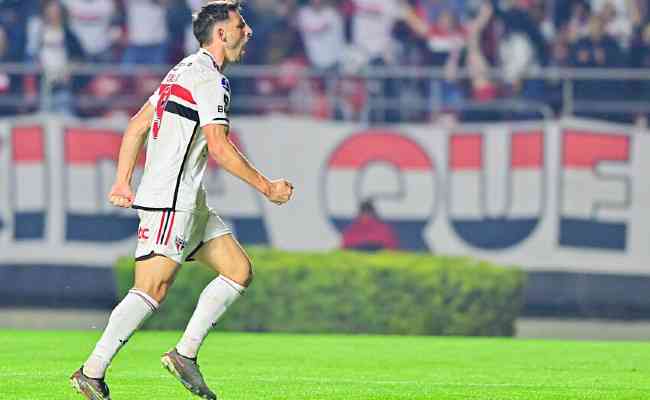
[156,210,166,244]
[164,211,176,246]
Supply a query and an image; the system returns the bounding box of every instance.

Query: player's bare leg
[179,233,252,358]
[132,255,181,304]
[162,234,251,399]
[72,256,178,400]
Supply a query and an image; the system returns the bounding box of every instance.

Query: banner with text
[1,116,648,274]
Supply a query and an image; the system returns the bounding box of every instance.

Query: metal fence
[1,63,649,124]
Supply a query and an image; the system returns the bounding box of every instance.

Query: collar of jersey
[199,48,223,72]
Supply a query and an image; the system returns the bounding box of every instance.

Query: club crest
[175,236,186,252]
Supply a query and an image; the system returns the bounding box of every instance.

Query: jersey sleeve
[194,77,231,127]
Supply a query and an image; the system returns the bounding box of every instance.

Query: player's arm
[108,102,153,208]
[196,76,293,205]
[203,124,293,205]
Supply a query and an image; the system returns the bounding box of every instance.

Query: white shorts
[134,203,231,264]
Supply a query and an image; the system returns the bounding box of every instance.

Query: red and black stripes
[156,210,176,246]
[164,211,176,245]
[165,101,199,122]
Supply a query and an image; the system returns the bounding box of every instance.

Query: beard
[225,41,247,64]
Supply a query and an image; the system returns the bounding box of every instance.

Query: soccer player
[70,2,294,399]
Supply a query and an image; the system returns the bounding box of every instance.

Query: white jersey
[352,0,404,58]
[133,48,231,212]
[297,5,345,69]
[62,0,115,55]
[125,0,168,46]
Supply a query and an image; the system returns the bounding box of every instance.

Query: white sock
[83,289,158,378]
[176,275,244,358]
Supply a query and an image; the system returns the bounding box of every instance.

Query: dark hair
[193,1,242,47]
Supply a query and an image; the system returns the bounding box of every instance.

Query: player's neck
[200,46,226,72]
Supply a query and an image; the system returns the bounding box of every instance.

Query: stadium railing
[0,63,649,124]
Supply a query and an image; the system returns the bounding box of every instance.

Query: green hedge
[115,248,525,336]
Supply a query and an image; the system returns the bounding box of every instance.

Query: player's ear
[216,26,227,43]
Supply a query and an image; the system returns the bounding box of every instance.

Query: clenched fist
[108,182,134,208]
[266,179,294,205]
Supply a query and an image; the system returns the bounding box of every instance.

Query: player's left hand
[108,182,134,208]
[267,179,294,205]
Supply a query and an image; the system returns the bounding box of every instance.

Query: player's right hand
[108,182,134,208]
[266,179,294,205]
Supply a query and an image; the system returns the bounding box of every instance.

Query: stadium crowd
[1,0,650,122]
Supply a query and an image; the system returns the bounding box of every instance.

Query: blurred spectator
[0,27,22,115]
[590,0,647,38]
[451,2,502,122]
[571,15,626,120]
[629,21,650,120]
[498,21,540,95]
[571,15,624,67]
[77,73,125,117]
[247,0,302,65]
[411,0,470,24]
[348,0,405,66]
[546,21,574,113]
[630,21,650,68]
[597,0,635,46]
[186,0,203,11]
[433,46,464,121]
[332,76,368,120]
[424,8,467,66]
[529,1,556,42]
[183,0,202,55]
[566,1,592,43]
[409,4,467,119]
[485,0,546,109]
[492,0,548,66]
[62,0,119,63]
[404,1,483,120]
[296,0,345,71]
[347,0,415,122]
[550,32,572,67]
[269,2,303,65]
[0,0,37,62]
[465,3,498,103]
[122,0,169,65]
[184,23,198,56]
[27,0,85,114]
[342,199,399,251]
[0,0,648,122]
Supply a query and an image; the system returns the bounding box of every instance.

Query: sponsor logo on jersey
[221,78,230,92]
[137,227,150,241]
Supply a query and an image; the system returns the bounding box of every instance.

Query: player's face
[225,11,252,63]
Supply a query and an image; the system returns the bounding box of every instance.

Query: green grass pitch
[1,330,648,399]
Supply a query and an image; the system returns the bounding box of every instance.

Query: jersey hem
[132,204,173,211]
